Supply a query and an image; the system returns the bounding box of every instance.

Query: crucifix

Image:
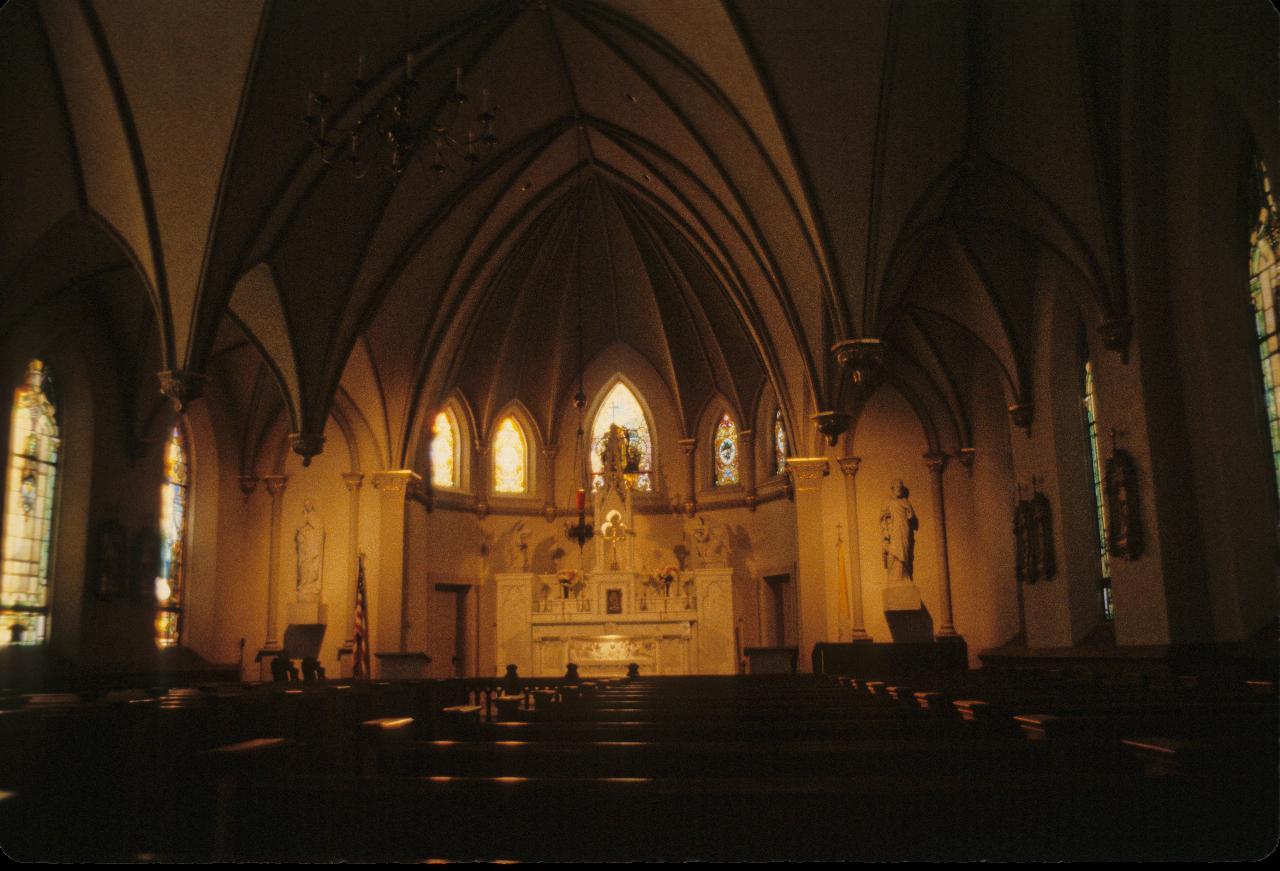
[599,509,629,570]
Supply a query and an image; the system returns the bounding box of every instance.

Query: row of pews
[0,666,1275,861]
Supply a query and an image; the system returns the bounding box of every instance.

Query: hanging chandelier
[304,58,497,180]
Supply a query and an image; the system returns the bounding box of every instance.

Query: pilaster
[786,457,830,672]
[372,470,422,655]
[678,438,697,515]
[924,452,958,638]
[261,474,288,649]
[837,456,871,641]
[740,430,758,510]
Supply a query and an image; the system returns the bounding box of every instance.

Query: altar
[494,422,735,677]
[495,567,735,677]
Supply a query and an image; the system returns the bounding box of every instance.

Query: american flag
[353,552,371,679]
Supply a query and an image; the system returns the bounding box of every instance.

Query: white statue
[505,520,531,572]
[295,498,324,602]
[687,515,728,568]
[879,481,918,582]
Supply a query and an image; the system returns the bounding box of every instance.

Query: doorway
[429,584,471,677]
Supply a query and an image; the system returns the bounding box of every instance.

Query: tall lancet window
[773,409,788,477]
[591,382,652,491]
[1250,157,1280,498]
[431,410,458,489]
[155,424,189,648]
[1082,359,1113,621]
[713,411,740,487]
[492,416,528,494]
[2,360,59,646]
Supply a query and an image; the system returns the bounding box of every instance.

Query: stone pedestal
[694,568,736,674]
[882,583,923,612]
[495,573,537,676]
[286,602,327,626]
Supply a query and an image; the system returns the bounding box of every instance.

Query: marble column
[786,457,829,672]
[924,452,958,638]
[373,470,422,652]
[341,473,363,648]
[740,430,757,511]
[678,438,697,515]
[837,456,871,641]
[261,474,288,649]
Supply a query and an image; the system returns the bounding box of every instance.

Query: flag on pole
[353,552,371,679]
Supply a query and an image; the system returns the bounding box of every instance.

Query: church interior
[0,0,1277,861]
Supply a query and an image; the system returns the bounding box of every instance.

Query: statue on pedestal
[295,499,324,603]
[880,481,917,583]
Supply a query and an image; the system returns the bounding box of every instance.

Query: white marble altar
[496,425,736,676]
[494,567,735,677]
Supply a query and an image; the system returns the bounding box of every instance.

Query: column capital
[831,337,886,393]
[372,469,423,496]
[542,446,558,459]
[924,452,949,473]
[677,437,697,455]
[1007,403,1033,434]
[262,474,288,496]
[785,457,829,488]
[289,431,326,466]
[157,369,207,413]
[811,411,853,446]
[738,429,755,443]
[238,475,259,496]
[836,456,862,477]
[342,472,365,492]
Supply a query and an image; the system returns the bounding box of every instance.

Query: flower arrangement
[656,566,680,595]
[556,570,577,598]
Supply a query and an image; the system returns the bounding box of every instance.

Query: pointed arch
[155,420,189,647]
[587,377,656,492]
[2,359,60,645]
[491,414,529,495]
[430,393,474,493]
[1249,156,1280,499]
[712,409,741,487]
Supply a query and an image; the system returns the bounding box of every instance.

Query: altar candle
[576,488,585,511]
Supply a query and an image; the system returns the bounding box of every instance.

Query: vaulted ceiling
[0,0,1148,467]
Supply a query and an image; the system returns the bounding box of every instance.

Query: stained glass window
[1082,360,1113,621]
[431,410,458,489]
[773,409,787,477]
[2,360,59,646]
[591,382,652,491]
[155,424,189,647]
[713,411,740,486]
[492,416,527,493]
[1250,158,1280,499]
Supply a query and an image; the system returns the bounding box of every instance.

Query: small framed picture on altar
[606,588,623,614]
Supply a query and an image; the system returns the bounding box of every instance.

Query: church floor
[0,673,1274,861]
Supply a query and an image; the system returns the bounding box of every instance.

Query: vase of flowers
[557,570,577,599]
[657,566,679,597]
